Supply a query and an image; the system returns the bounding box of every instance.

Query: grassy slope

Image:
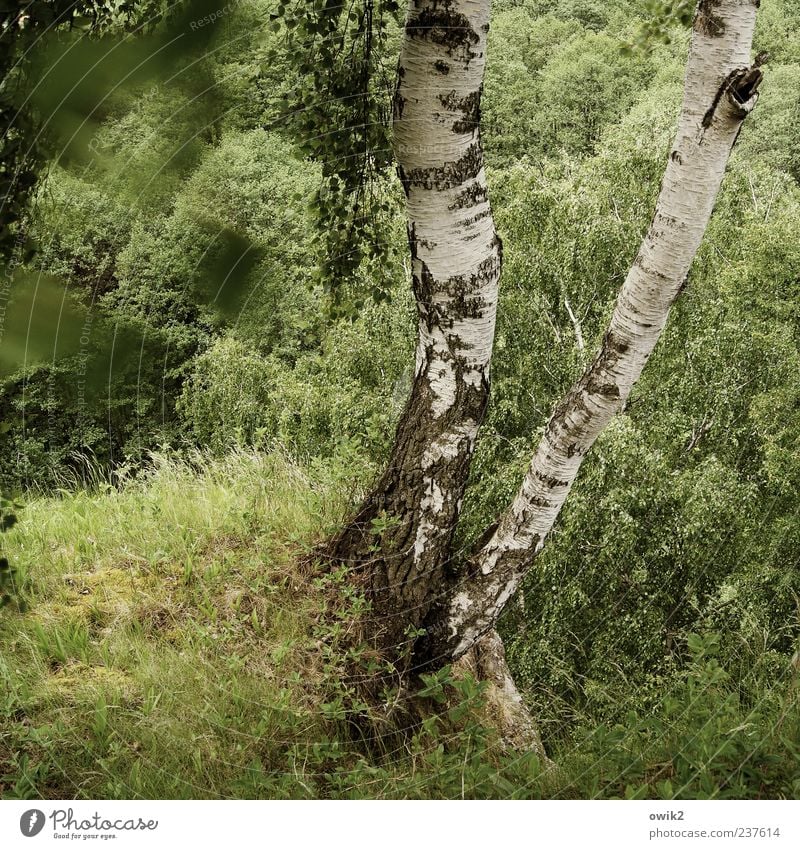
[0,452,348,798]
[1,452,798,799]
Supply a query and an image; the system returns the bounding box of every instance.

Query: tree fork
[418,0,764,666]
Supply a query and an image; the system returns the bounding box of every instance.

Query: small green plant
[29,619,90,665]
[367,511,402,552]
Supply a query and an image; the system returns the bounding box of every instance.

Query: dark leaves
[0,497,22,612]
[622,0,695,55]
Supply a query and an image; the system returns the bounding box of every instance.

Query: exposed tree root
[454,629,551,764]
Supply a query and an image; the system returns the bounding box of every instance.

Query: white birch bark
[330,0,500,641]
[399,0,499,415]
[427,0,763,662]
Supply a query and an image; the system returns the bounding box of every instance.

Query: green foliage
[0,2,112,259]
[754,0,800,61]
[487,16,651,161]
[570,633,800,799]
[177,337,276,452]
[623,0,694,53]
[3,0,800,799]
[734,65,800,182]
[179,292,414,458]
[269,0,403,303]
[0,1,217,262]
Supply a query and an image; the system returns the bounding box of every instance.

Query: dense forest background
[1,0,799,798]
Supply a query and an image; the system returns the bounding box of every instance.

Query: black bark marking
[407,222,417,259]
[449,183,487,210]
[413,250,497,333]
[493,232,504,265]
[634,253,672,281]
[404,142,482,191]
[584,378,621,399]
[606,331,630,356]
[394,65,407,122]
[397,165,411,197]
[439,86,482,135]
[458,208,491,228]
[408,6,480,59]
[434,60,451,74]
[412,260,439,333]
[545,327,629,437]
[534,470,569,489]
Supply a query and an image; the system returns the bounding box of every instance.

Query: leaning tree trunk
[328,0,500,660]
[418,0,763,666]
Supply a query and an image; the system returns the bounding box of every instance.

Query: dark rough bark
[326,360,489,639]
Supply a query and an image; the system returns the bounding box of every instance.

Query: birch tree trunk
[419,0,763,666]
[328,0,500,658]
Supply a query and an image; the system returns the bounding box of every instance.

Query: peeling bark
[327,0,500,659]
[419,0,763,665]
